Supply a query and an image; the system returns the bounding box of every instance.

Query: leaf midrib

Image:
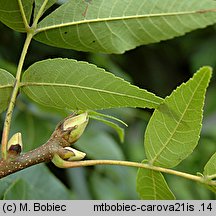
[150,72,206,165]
[20,82,162,105]
[36,9,216,33]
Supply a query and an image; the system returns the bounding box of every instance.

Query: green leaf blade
[204,152,216,177]
[1,164,73,199]
[203,152,216,193]
[34,0,216,53]
[3,179,29,200]
[137,166,175,200]
[145,67,212,168]
[0,0,33,32]
[0,69,15,113]
[21,58,162,110]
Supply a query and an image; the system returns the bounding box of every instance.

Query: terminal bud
[62,112,89,144]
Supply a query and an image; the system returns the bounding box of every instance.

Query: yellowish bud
[57,148,75,160]
[64,147,86,161]
[62,112,89,144]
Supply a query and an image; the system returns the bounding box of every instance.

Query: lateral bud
[62,112,89,144]
[7,132,23,158]
[58,147,86,161]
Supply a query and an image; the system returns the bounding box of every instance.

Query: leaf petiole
[52,158,216,187]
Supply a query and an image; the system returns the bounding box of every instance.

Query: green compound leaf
[144,67,212,168]
[34,0,216,53]
[137,165,175,200]
[0,69,15,113]
[0,0,33,32]
[21,58,163,110]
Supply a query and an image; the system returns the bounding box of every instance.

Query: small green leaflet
[89,115,124,143]
[0,69,15,113]
[88,111,127,142]
[88,111,128,127]
[21,58,163,111]
[137,163,175,200]
[144,66,212,168]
